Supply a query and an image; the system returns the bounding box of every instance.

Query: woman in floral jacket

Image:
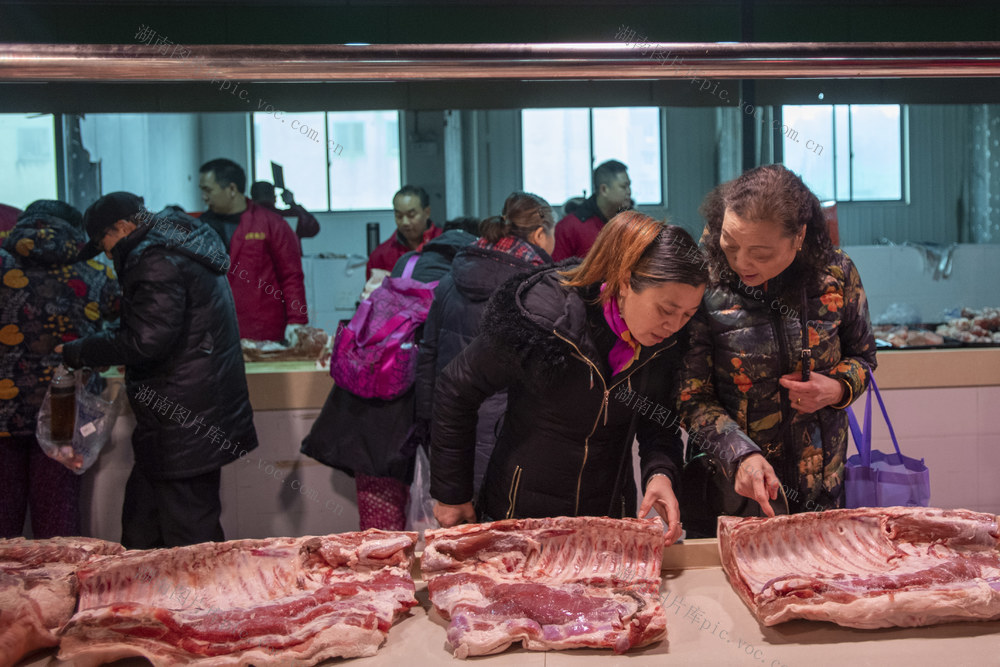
[0,201,120,538]
[677,165,876,537]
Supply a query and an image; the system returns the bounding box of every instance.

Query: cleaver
[270,161,285,190]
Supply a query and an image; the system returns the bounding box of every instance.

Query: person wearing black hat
[59,192,259,548]
[0,200,120,539]
[249,181,320,244]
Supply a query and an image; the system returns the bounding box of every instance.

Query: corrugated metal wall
[837,105,969,246]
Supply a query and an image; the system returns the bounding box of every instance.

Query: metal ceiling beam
[1,42,1000,82]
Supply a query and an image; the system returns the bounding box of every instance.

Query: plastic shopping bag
[845,366,930,508]
[406,444,438,545]
[36,369,123,474]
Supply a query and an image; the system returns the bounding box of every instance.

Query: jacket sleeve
[826,254,878,408]
[430,334,518,505]
[266,215,308,325]
[63,252,187,369]
[415,282,445,422]
[635,365,683,491]
[290,203,320,239]
[551,216,578,262]
[675,308,761,480]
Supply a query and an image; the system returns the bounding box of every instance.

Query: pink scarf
[600,283,641,375]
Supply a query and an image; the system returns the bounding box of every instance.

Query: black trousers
[121,465,224,549]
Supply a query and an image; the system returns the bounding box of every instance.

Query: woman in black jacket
[431,212,708,544]
[416,192,554,496]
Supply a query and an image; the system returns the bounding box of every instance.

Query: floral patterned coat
[677,250,877,512]
[0,213,120,437]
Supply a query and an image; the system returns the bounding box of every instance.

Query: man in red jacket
[552,160,632,261]
[365,185,442,280]
[199,158,308,342]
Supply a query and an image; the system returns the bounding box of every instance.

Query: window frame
[250,109,402,213]
[520,106,666,208]
[779,103,907,204]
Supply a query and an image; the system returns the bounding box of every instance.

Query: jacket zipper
[552,330,675,515]
[769,310,797,492]
[505,465,523,519]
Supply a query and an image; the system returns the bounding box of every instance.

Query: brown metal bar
[1,42,999,82]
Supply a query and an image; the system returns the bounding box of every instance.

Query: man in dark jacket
[61,192,259,548]
[552,160,632,261]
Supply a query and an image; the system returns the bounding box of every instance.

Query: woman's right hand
[735,454,781,517]
[433,501,477,527]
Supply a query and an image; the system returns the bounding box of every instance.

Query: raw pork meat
[0,536,124,667]
[719,507,1000,628]
[422,516,667,658]
[58,530,418,666]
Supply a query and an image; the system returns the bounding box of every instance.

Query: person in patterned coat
[677,164,877,537]
[0,200,120,538]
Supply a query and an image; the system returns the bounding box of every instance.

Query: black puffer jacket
[63,212,258,479]
[431,265,687,520]
[299,229,475,483]
[415,237,550,420]
[390,229,477,281]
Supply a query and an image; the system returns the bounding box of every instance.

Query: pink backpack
[331,255,438,400]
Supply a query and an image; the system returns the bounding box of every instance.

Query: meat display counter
[15,538,1000,666]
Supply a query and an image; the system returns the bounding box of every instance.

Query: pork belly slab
[58,530,418,666]
[718,507,1000,629]
[422,516,667,658]
[0,536,124,667]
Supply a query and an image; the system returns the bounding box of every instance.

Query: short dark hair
[394,185,430,209]
[443,217,481,235]
[200,158,246,193]
[249,181,275,201]
[593,160,628,194]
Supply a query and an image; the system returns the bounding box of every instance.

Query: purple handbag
[845,367,930,508]
[331,255,438,400]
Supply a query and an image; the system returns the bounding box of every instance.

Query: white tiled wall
[860,385,1000,515]
[82,385,998,543]
[843,244,1000,323]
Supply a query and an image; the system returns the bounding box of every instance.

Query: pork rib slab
[718,507,1000,629]
[0,536,124,667]
[58,530,418,666]
[422,516,667,658]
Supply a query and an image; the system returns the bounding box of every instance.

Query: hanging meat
[719,507,1000,628]
[422,516,668,658]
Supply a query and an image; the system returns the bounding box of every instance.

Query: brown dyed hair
[700,164,834,283]
[560,210,708,304]
[479,192,554,244]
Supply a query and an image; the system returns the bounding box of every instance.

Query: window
[252,110,400,211]
[0,114,58,208]
[521,107,662,207]
[782,104,903,202]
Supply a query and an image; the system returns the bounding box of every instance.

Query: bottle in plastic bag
[49,364,76,442]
